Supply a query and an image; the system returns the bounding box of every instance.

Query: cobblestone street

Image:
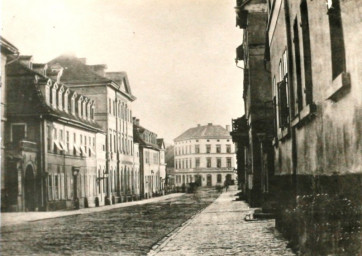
[1,187,296,256]
[149,187,295,256]
[0,189,220,256]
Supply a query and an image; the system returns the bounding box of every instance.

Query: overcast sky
[2,0,244,143]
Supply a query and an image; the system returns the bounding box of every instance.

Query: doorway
[24,165,35,211]
[207,174,212,187]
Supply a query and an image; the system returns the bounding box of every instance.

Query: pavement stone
[148,187,295,256]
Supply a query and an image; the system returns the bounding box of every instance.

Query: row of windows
[175,139,230,145]
[175,174,226,184]
[175,144,232,155]
[272,0,346,132]
[47,126,96,157]
[144,150,159,164]
[175,157,232,169]
[47,173,97,201]
[108,168,139,194]
[108,98,132,122]
[108,130,133,156]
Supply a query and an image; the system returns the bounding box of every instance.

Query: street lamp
[72,167,80,209]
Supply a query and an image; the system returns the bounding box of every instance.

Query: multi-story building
[232,0,361,254]
[174,123,236,187]
[0,37,18,209]
[4,56,105,211]
[48,55,139,203]
[231,0,274,208]
[133,118,166,198]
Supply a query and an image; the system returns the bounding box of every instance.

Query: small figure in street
[224,179,229,192]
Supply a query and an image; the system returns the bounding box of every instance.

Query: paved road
[149,187,295,256]
[1,189,220,256]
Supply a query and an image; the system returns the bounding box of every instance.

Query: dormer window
[70,92,77,115]
[52,83,58,108]
[91,104,95,120]
[77,96,83,118]
[83,98,88,120]
[45,80,52,105]
[63,89,70,113]
[58,85,64,111]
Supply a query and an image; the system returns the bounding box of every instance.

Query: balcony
[230,115,249,145]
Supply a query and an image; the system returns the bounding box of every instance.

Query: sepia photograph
[0,0,361,255]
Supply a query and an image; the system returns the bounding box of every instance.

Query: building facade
[231,0,275,208]
[0,37,18,210]
[174,123,236,188]
[133,118,166,198]
[4,56,105,211]
[232,0,361,254]
[48,55,139,203]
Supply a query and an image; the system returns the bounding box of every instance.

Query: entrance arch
[24,165,35,211]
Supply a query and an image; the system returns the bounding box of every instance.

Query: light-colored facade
[4,57,104,211]
[134,119,166,198]
[174,123,236,187]
[48,55,139,203]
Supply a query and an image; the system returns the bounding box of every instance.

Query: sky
[1,0,244,143]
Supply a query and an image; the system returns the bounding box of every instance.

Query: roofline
[174,135,232,142]
[0,36,19,55]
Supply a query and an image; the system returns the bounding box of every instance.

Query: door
[24,165,35,211]
[207,174,212,187]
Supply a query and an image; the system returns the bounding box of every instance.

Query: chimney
[19,55,33,69]
[208,123,213,126]
[133,117,140,126]
[225,125,230,131]
[88,64,107,77]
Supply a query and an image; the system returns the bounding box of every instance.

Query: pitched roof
[7,61,103,133]
[174,124,231,142]
[133,123,160,151]
[0,36,18,55]
[157,138,165,149]
[47,54,112,84]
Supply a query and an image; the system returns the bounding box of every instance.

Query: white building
[173,123,236,187]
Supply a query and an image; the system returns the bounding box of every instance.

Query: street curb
[1,193,185,227]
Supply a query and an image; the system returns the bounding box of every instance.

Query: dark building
[231,0,275,208]
[232,0,361,254]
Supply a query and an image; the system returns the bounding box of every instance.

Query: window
[300,0,313,105]
[216,145,221,153]
[226,145,231,153]
[327,0,345,80]
[206,145,211,154]
[217,158,221,168]
[293,18,303,113]
[217,174,222,183]
[54,174,59,200]
[277,50,290,128]
[227,158,232,168]
[195,158,200,168]
[207,158,211,168]
[114,134,116,152]
[108,99,112,114]
[84,136,87,155]
[48,175,53,200]
[47,126,52,151]
[12,124,26,143]
[66,131,69,152]
[195,145,200,154]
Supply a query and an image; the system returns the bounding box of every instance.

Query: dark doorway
[207,174,212,187]
[24,165,35,211]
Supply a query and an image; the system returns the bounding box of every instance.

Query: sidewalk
[149,186,295,256]
[1,193,184,227]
